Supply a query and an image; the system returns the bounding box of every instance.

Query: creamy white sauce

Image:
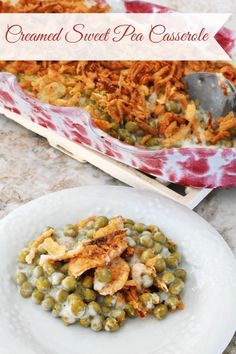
[161,248,170,258]
[60,303,77,324]
[94,278,107,292]
[50,272,64,286]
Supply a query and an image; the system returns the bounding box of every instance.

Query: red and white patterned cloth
[0,0,235,188]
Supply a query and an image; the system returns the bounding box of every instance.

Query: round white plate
[0,186,235,354]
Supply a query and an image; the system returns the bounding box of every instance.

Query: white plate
[0,186,235,354]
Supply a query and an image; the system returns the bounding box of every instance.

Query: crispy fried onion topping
[26,228,54,264]
[0,59,235,147]
[94,257,130,296]
[68,230,127,277]
[94,216,124,239]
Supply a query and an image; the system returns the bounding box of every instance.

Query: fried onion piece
[68,230,127,277]
[94,257,130,295]
[154,277,168,292]
[144,256,168,292]
[122,287,147,318]
[124,279,137,287]
[93,216,124,239]
[77,216,96,230]
[40,240,88,264]
[162,124,191,148]
[26,228,54,264]
[43,237,66,256]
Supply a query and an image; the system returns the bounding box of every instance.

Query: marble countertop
[1,2,236,352]
[0,113,236,353]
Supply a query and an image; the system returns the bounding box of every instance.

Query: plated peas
[16,215,187,332]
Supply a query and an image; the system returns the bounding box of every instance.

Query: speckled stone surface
[0,0,236,351]
[0,114,236,353]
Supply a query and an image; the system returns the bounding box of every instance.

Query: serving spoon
[182,72,236,118]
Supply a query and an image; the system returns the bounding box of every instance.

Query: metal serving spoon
[182,72,236,118]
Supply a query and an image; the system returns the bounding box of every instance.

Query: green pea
[67,293,81,304]
[146,138,160,147]
[155,257,166,273]
[102,306,111,317]
[74,284,85,298]
[132,238,140,248]
[33,266,44,278]
[71,299,86,315]
[56,289,69,303]
[140,293,152,306]
[110,309,126,323]
[169,279,184,295]
[79,318,90,327]
[140,249,154,263]
[83,288,96,302]
[125,303,136,317]
[124,136,135,145]
[146,225,158,233]
[41,296,55,311]
[91,315,104,332]
[103,295,116,307]
[126,236,136,248]
[36,277,51,292]
[18,249,28,264]
[85,220,94,230]
[174,268,187,281]
[167,240,176,253]
[97,268,113,283]
[118,128,130,140]
[104,317,119,332]
[124,224,134,232]
[140,234,153,248]
[60,263,69,275]
[86,230,94,239]
[134,223,145,233]
[43,261,57,275]
[88,301,101,315]
[20,281,33,298]
[165,295,180,310]
[16,272,27,285]
[152,232,167,244]
[32,290,44,304]
[82,275,94,288]
[52,303,62,317]
[162,272,175,285]
[62,276,77,292]
[165,252,181,268]
[94,216,109,230]
[152,242,162,254]
[153,304,168,320]
[125,121,139,133]
[64,224,78,238]
[124,218,134,225]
